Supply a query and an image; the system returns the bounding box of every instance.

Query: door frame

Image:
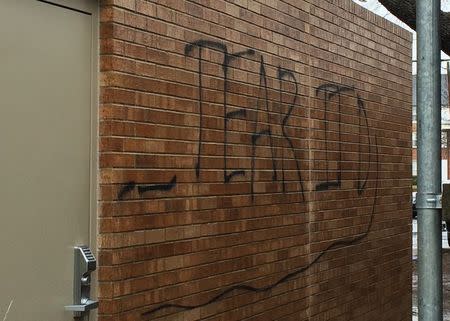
[36,0,97,14]
[36,0,99,318]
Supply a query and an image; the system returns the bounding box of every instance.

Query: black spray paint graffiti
[185,40,277,186]
[315,84,346,191]
[357,93,371,195]
[118,41,308,200]
[184,40,228,180]
[315,85,372,193]
[184,41,256,183]
[112,39,380,318]
[223,49,255,182]
[141,141,379,319]
[188,42,305,195]
[117,175,177,200]
[251,56,277,200]
[277,67,305,200]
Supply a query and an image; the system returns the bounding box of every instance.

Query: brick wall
[98,0,412,320]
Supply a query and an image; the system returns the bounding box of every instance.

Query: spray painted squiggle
[141,136,379,319]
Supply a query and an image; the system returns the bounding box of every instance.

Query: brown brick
[98,0,412,320]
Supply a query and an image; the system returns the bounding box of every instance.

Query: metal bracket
[416,192,442,209]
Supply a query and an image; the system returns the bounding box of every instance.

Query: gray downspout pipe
[416,0,443,320]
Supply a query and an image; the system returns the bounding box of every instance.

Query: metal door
[0,0,97,320]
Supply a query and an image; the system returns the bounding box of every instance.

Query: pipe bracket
[416,192,442,209]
